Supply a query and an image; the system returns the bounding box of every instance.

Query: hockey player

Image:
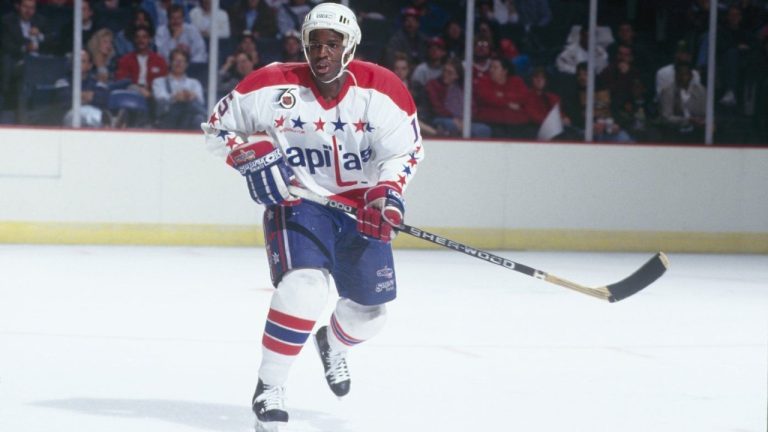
[201,3,424,431]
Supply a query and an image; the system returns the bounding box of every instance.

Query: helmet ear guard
[301,3,361,78]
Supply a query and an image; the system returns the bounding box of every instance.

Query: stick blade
[606,252,670,302]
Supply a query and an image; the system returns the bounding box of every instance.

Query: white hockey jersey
[204,60,424,202]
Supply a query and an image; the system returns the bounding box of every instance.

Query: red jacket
[473,75,529,125]
[115,51,168,87]
[425,78,461,118]
[524,90,560,125]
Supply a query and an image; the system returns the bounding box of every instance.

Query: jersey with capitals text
[204,60,424,200]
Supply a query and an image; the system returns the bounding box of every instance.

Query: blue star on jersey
[332,118,347,131]
[292,116,306,129]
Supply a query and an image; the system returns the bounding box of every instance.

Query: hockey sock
[259,269,330,385]
[327,298,387,353]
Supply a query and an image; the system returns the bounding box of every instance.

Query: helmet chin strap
[305,46,356,84]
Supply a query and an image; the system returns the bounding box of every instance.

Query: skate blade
[255,419,287,432]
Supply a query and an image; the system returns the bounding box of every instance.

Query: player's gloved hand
[357,184,404,243]
[226,139,300,206]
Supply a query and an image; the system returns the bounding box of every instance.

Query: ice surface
[1,245,766,432]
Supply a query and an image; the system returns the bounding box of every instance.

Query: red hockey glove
[226,139,300,206]
[357,184,405,243]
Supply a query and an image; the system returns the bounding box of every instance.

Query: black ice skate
[252,379,288,431]
[314,326,351,397]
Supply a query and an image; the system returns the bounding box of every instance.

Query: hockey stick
[288,186,669,302]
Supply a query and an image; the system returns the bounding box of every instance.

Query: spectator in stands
[384,6,429,67]
[390,52,438,137]
[1,0,52,109]
[523,67,560,129]
[153,48,206,130]
[277,0,311,36]
[441,19,465,59]
[93,0,130,34]
[559,62,632,142]
[658,63,706,143]
[598,43,641,113]
[219,51,256,96]
[115,25,168,101]
[59,0,101,55]
[474,57,532,138]
[471,36,494,85]
[155,4,207,64]
[612,21,650,79]
[229,0,278,39]
[190,0,231,40]
[63,49,110,127]
[86,27,116,83]
[713,5,755,107]
[402,0,450,38]
[36,0,69,51]
[615,77,659,142]
[234,32,259,66]
[114,8,154,58]
[426,58,491,138]
[411,36,447,89]
[281,30,302,62]
[656,40,701,100]
[752,36,768,143]
[556,26,609,75]
[142,0,174,28]
[515,0,553,46]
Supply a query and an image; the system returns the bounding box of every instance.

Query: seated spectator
[390,53,438,137]
[229,0,278,39]
[473,57,532,138]
[598,43,641,112]
[402,0,450,38]
[523,67,560,129]
[565,23,614,51]
[426,58,491,138]
[470,36,494,85]
[36,0,70,50]
[155,4,207,64]
[615,77,660,143]
[560,62,632,142]
[63,49,110,127]
[277,0,311,36]
[115,25,168,101]
[714,5,755,107]
[1,0,54,109]
[219,51,257,96]
[384,7,429,67]
[153,48,206,130]
[86,28,116,83]
[93,0,130,34]
[114,8,154,58]
[658,63,706,143]
[411,36,447,88]
[232,32,260,66]
[592,84,633,142]
[556,26,609,75]
[190,0,231,40]
[612,22,650,79]
[281,30,303,62]
[441,19,465,59]
[656,41,701,100]
[59,0,101,55]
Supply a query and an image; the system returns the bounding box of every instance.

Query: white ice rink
[1,245,766,432]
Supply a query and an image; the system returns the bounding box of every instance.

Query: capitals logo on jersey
[210,61,424,195]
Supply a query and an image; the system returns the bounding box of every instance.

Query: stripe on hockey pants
[262,309,315,356]
[330,313,364,347]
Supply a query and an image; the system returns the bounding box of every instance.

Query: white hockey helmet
[301,2,361,70]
